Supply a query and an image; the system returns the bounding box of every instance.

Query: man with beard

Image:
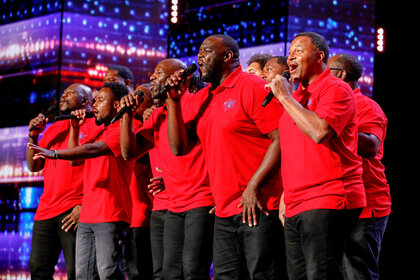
[119,58,214,280]
[165,35,286,279]
[28,82,134,280]
[267,32,366,280]
[26,83,92,280]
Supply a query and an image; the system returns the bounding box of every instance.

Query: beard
[200,59,223,84]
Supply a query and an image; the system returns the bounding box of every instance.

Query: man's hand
[27,143,56,160]
[165,69,191,102]
[238,184,267,227]
[29,113,48,136]
[70,109,88,128]
[61,205,81,232]
[148,176,165,196]
[279,192,286,226]
[265,74,293,102]
[119,91,141,119]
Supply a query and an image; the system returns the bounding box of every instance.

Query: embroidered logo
[223,99,236,111]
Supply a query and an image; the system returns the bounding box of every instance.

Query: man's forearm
[57,141,112,161]
[166,99,190,156]
[278,94,334,144]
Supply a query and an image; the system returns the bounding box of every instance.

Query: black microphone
[110,89,145,124]
[262,71,291,107]
[29,105,57,131]
[154,63,198,100]
[54,111,95,121]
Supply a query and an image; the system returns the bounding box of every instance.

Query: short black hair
[212,34,240,61]
[334,53,363,82]
[103,82,129,100]
[247,53,273,69]
[108,65,135,85]
[295,32,329,63]
[273,56,289,69]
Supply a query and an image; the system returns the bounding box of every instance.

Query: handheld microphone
[54,111,95,121]
[154,63,198,100]
[110,89,145,124]
[262,71,291,107]
[29,105,57,131]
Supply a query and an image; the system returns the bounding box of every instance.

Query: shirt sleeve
[357,98,387,142]
[315,84,356,137]
[243,81,283,135]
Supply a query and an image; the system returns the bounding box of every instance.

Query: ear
[224,50,234,62]
[113,100,120,109]
[317,51,326,64]
[124,79,131,88]
[339,70,347,81]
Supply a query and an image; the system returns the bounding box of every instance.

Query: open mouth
[288,63,298,74]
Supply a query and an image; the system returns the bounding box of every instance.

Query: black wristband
[51,149,59,160]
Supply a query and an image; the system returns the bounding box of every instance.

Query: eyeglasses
[329,67,344,71]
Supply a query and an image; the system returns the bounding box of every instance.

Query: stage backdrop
[0,0,376,278]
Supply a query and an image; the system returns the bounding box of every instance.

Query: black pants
[284,208,362,280]
[212,211,287,280]
[29,208,77,280]
[162,206,214,280]
[343,215,389,280]
[150,210,167,279]
[123,227,153,280]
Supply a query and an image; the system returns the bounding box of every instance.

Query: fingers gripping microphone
[110,89,145,124]
[29,105,57,131]
[154,63,198,100]
[54,111,95,121]
[262,71,291,107]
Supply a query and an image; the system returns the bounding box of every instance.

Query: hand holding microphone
[111,89,145,124]
[155,63,198,100]
[262,71,291,107]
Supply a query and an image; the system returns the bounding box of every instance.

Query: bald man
[26,83,93,280]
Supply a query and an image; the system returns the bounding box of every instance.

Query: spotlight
[376,27,384,53]
[171,0,178,24]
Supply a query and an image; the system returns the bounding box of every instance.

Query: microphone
[262,71,291,107]
[29,105,57,131]
[110,89,145,124]
[54,111,95,121]
[154,63,198,100]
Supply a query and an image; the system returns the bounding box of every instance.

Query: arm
[26,114,47,172]
[165,70,193,156]
[239,129,281,227]
[268,75,335,144]
[357,132,381,159]
[166,98,191,156]
[28,140,113,161]
[119,93,154,160]
[67,110,88,166]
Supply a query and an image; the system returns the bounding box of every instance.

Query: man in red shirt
[268,32,366,280]
[119,58,215,280]
[28,82,133,279]
[26,83,92,280]
[165,35,286,279]
[104,65,155,280]
[328,53,391,280]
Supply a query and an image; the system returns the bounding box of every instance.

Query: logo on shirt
[223,99,237,111]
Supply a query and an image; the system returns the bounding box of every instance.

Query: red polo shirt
[79,119,135,224]
[148,147,169,211]
[183,66,283,218]
[278,69,366,217]
[354,88,391,218]
[35,120,86,220]
[139,94,214,213]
